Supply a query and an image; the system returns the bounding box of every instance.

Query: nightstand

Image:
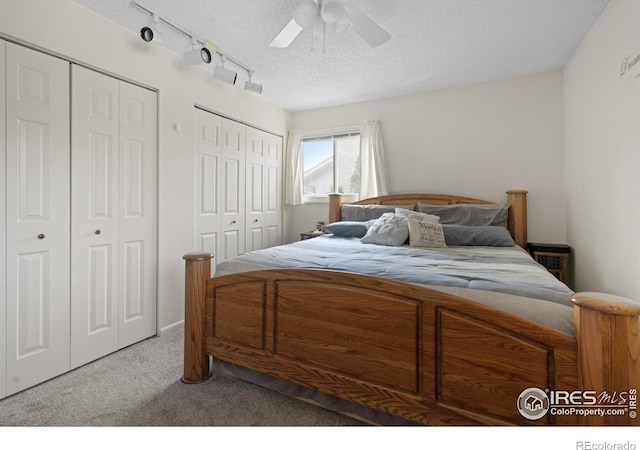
[300,230,326,240]
[528,243,571,287]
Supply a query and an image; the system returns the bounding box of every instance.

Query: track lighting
[244,72,263,94]
[183,38,212,66]
[131,1,260,92]
[213,57,237,86]
[140,14,164,44]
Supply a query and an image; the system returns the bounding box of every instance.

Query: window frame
[300,126,361,204]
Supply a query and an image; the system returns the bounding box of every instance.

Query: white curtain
[359,120,390,199]
[284,129,303,205]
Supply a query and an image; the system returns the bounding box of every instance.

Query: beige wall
[0,0,290,331]
[291,70,566,245]
[564,0,640,297]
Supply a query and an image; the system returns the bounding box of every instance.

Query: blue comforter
[215,235,574,306]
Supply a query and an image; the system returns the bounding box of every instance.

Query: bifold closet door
[220,118,246,261]
[71,65,157,368]
[246,127,283,252]
[194,108,222,271]
[5,43,71,395]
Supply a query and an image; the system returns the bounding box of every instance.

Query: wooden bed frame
[182,191,639,425]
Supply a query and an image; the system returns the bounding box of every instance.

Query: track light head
[244,80,263,94]
[183,47,212,66]
[244,72,262,94]
[213,62,237,86]
[140,14,164,44]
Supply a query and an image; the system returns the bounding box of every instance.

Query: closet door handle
[253,219,258,223]
[95,230,101,235]
[37,234,45,240]
[231,220,236,225]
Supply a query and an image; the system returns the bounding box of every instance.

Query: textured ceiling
[72,0,610,112]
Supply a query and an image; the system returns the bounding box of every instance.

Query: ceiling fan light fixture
[333,14,352,33]
[320,1,346,24]
[293,0,319,28]
[270,0,390,49]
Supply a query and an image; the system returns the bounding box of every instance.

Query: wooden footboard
[182,253,639,426]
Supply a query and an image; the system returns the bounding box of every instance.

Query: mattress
[217,234,572,300]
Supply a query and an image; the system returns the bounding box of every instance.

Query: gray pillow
[341,204,416,222]
[417,203,509,227]
[324,221,369,238]
[361,213,409,246]
[443,225,515,247]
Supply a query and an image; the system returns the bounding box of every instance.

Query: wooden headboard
[328,190,528,248]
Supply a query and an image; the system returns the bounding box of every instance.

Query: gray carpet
[0,325,363,426]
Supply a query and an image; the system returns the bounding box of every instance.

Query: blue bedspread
[215,235,574,306]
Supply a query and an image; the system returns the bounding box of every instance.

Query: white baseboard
[158,320,184,336]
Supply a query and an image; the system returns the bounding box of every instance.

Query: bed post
[506,190,528,248]
[181,252,214,384]
[571,293,640,425]
[329,193,343,223]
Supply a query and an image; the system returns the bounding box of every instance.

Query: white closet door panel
[194,109,222,271]
[0,39,6,399]
[118,81,157,348]
[70,65,119,368]
[5,43,70,394]
[264,133,283,241]
[244,127,265,252]
[248,129,282,250]
[220,118,245,260]
[266,225,281,249]
[221,230,243,261]
[222,118,245,156]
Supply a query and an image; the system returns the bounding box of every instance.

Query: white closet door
[245,126,265,252]
[220,118,246,261]
[245,127,283,252]
[117,80,157,348]
[263,132,283,248]
[0,39,6,399]
[71,66,157,366]
[194,108,222,272]
[5,43,70,395]
[70,65,120,367]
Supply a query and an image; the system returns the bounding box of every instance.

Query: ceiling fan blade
[343,2,391,47]
[269,18,303,48]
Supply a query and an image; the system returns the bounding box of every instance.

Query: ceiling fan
[269,0,391,50]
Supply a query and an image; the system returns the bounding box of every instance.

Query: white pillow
[408,218,447,248]
[361,213,409,246]
[395,207,440,224]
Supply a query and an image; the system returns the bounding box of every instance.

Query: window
[302,132,360,199]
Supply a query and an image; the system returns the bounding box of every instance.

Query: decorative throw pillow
[408,218,447,248]
[341,204,416,221]
[324,221,370,238]
[442,225,515,247]
[360,213,409,246]
[417,203,509,227]
[395,207,440,224]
